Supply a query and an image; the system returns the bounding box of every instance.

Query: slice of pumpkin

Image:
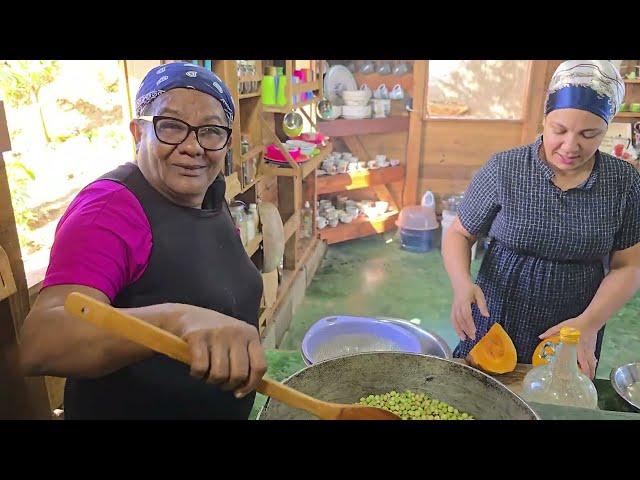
[531,335,561,366]
[466,323,517,374]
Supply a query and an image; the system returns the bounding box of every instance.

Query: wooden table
[452,358,532,396]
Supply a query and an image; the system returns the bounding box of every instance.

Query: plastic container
[229,202,248,246]
[276,74,287,106]
[261,76,276,105]
[521,327,598,409]
[399,229,435,253]
[249,203,260,233]
[396,191,439,253]
[301,201,313,239]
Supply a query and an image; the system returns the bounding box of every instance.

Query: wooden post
[214,60,242,175]
[520,61,550,144]
[403,60,428,207]
[0,101,51,419]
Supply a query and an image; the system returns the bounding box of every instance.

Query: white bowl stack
[340,90,372,119]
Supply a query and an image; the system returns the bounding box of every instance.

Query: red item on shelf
[294,132,329,145]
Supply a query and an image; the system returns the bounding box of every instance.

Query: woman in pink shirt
[19,62,266,419]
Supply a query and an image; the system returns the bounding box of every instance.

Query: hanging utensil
[282,109,304,138]
[316,97,334,120]
[64,292,399,420]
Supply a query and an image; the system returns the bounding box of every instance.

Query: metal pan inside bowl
[610,362,640,412]
[300,315,452,366]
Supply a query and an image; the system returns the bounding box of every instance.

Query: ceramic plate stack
[341,89,371,106]
[342,104,372,119]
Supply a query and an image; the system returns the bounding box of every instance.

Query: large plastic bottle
[521,327,598,409]
[249,203,260,233]
[301,201,313,239]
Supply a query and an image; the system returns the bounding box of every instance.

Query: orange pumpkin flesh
[466,323,517,374]
[531,335,561,366]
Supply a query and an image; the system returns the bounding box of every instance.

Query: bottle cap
[560,327,580,344]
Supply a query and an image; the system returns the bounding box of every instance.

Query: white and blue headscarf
[545,60,625,124]
[135,62,235,124]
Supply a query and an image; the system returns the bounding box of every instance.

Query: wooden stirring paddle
[64,292,399,420]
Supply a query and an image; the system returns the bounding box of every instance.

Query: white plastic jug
[374,84,389,99]
[389,84,405,100]
[421,190,435,208]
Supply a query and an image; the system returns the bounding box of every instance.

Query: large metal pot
[258,352,540,420]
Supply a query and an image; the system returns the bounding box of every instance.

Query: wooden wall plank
[0,98,52,418]
[521,61,552,144]
[0,101,11,153]
[403,60,428,207]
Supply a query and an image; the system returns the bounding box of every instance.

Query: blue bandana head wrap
[544,60,625,124]
[135,62,235,124]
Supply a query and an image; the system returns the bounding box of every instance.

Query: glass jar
[249,203,260,233]
[521,327,598,409]
[229,202,248,246]
[241,135,250,156]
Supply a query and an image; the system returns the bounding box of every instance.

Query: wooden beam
[0,246,17,301]
[0,101,11,153]
[342,136,370,163]
[0,159,31,335]
[520,61,549,144]
[404,60,428,207]
[372,185,399,213]
[0,99,51,418]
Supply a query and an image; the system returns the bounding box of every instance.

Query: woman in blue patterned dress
[442,61,640,378]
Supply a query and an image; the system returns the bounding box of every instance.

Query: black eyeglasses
[137,115,232,151]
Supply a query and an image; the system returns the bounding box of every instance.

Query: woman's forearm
[20,298,189,379]
[580,265,640,330]
[442,228,475,293]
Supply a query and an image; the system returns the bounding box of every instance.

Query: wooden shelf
[290,80,321,96]
[615,112,640,119]
[624,79,640,84]
[317,165,405,195]
[260,143,333,179]
[224,172,242,200]
[295,235,318,266]
[240,176,260,193]
[317,116,410,137]
[239,91,261,100]
[244,233,262,257]
[262,96,318,114]
[319,210,399,245]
